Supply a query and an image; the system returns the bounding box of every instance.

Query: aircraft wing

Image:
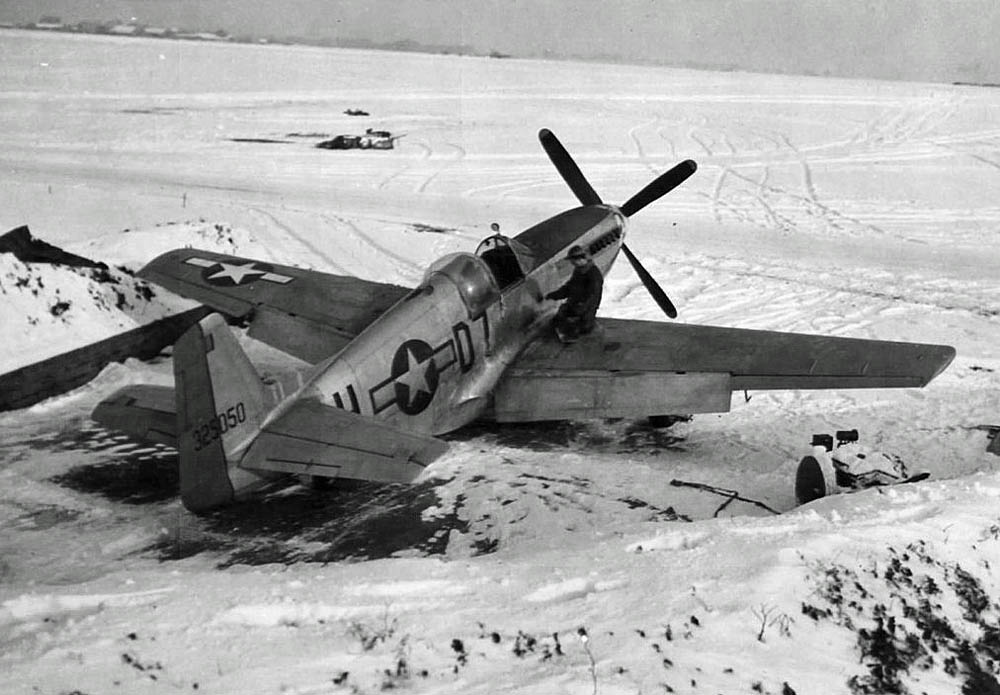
[139,248,411,363]
[239,399,449,482]
[491,317,955,421]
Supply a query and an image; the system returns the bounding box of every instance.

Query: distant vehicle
[316,134,362,150]
[794,430,929,504]
[316,129,401,150]
[344,108,370,116]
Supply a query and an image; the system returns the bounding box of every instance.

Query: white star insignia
[207,261,267,284]
[394,346,434,405]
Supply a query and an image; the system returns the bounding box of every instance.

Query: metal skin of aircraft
[92,129,956,513]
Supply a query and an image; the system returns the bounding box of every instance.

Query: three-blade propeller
[538,128,696,320]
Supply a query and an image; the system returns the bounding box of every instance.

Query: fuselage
[283,205,627,436]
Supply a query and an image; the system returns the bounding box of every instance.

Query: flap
[140,249,411,362]
[240,399,448,482]
[493,370,732,422]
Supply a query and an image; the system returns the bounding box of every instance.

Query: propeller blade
[538,128,602,206]
[621,242,678,319]
[620,160,697,217]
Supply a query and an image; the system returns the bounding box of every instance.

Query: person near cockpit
[545,244,603,341]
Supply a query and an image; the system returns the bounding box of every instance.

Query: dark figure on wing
[546,245,604,342]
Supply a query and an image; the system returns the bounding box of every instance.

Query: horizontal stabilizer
[241,399,448,482]
[91,384,177,447]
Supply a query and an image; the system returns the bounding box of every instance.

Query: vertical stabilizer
[173,313,274,512]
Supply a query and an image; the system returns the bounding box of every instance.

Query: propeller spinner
[538,129,696,319]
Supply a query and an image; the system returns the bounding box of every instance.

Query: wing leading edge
[139,248,411,363]
[492,317,955,421]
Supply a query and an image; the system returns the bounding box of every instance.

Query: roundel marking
[391,339,439,415]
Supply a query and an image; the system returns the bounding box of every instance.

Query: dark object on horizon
[344,108,370,116]
[317,134,362,149]
[316,128,398,150]
[229,138,290,144]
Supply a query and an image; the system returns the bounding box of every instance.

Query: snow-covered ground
[2,29,1000,694]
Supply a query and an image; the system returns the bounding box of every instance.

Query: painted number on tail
[191,402,247,451]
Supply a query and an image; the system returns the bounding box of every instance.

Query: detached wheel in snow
[795,454,836,505]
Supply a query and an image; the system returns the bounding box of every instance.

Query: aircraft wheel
[795,453,836,505]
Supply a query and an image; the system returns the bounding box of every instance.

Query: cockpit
[423,253,500,318]
[474,231,534,291]
[417,226,541,318]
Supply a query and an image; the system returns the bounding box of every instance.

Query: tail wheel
[795,454,836,505]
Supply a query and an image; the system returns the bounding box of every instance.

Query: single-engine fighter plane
[93,129,955,512]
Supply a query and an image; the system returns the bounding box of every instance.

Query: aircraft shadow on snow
[41,420,687,566]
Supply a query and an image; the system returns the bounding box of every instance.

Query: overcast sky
[1,0,996,84]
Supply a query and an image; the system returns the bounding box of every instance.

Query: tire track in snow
[934,133,1000,173]
[707,166,760,226]
[319,212,423,283]
[247,207,348,273]
[722,162,891,240]
[627,117,666,174]
[462,173,561,200]
[752,165,797,233]
[711,166,728,223]
[780,131,888,239]
[416,142,466,194]
[688,129,715,157]
[677,255,1000,320]
[655,126,679,159]
[700,120,899,239]
[849,94,963,151]
[375,138,431,191]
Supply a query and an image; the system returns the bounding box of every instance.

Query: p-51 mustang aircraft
[93,129,955,512]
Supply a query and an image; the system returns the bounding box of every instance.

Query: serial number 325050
[190,402,247,451]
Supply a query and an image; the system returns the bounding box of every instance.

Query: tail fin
[173,313,275,512]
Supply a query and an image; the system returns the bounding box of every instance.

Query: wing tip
[923,344,956,385]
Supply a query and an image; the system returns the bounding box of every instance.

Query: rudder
[173,313,274,512]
